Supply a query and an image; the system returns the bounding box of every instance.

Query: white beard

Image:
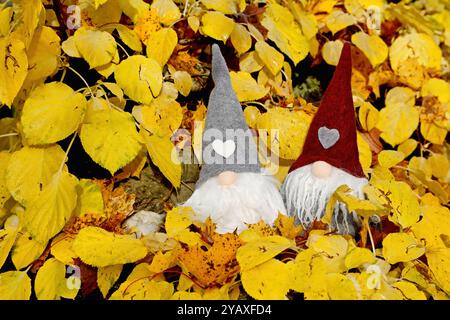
[281,164,368,235]
[183,172,287,234]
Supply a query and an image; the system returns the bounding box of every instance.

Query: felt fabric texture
[197,44,261,186]
[289,42,365,178]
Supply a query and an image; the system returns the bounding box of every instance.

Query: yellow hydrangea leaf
[173,70,193,97]
[231,23,252,55]
[392,281,427,300]
[420,120,447,145]
[74,27,118,69]
[171,291,203,300]
[322,40,343,66]
[243,106,260,128]
[345,247,376,269]
[80,106,142,175]
[352,32,388,67]
[389,33,442,74]
[112,278,173,300]
[35,258,79,300]
[237,235,292,271]
[325,10,356,35]
[256,107,312,160]
[24,171,78,243]
[73,226,148,267]
[326,273,359,300]
[0,7,12,37]
[11,232,46,270]
[412,204,450,250]
[148,251,177,273]
[428,153,449,180]
[0,215,20,269]
[115,55,162,104]
[141,131,182,188]
[5,145,65,206]
[0,36,28,107]
[116,25,143,52]
[201,0,241,14]
[230,71,268,102]
[357,133,372,174]
[201,11,235,43]
[378,150,405,168]
[397,139,418,158]
[358,101,379,131]
[25,26,61,82]
[50,234,77,265]
[187,16,200,32]
[74,179,104,218]
[146,27,177,67]
[164,207,201,245]
[119,0,150,22]
[0,271,31,300]
[426,248,450,294]
[151,0,180,25]
[97,264,123,298]
[255,41,284,76]
[94,0,109,9]
[274,214,303,239]
[382,233,425,264]
[133,99,182,136]
[376,87,419,146]
[21,82,87,145]
[241,259,290,300]
[260,2,309,64]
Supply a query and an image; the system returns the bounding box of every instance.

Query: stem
[183,0,189,17]
[0,133,18,139]
[59,132,78,173]
[366,219,376,255]
[116,41,130,58]
[66,65,95,97]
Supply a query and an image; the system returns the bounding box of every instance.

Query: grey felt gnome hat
[196,44,261,186]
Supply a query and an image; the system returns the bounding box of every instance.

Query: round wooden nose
[218,171,238,186]
[311,161,333,178]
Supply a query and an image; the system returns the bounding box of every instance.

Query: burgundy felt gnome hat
[289,42,365,178]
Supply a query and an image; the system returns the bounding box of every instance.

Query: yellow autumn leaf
[326,273,359,300]
[0,152,11,207]
[382,232,425,264]
[231,23,252,55]
[243,106,261,128]
[239,51,264,73]
[141,131,182,188]
[358,101,379,132]
[73,226,148,267]
[146,27,177,67]
[133,99,182,136]
[357,133,372,174]
[412,204,450,250]
[74,27,118,69]
[6,145,66,206]
[255,41,284,76]
[21,82,87,145]
[164,207,201,245]
[393,281,427,300]
[173,71,192,97]
[256,107,312,160]
[260,2,309,64]
[421,78,450,103]
[201,11,235,43]
[378,150,405,168]
[420,120,447,145]
[50,233,77,265]
[25,171,78,243]
[171,291,203,300]
[322,40,343,66]
[345,247,376,269]
[241,259,290,300]
[148,250,177,273]
[0,36,28,107]
[0,7,12,37]
[352,32,388,67]
[11,232,46,270]
[35,258,79,300]
[397,139,418,158]
[187,16,200,32]
[376,87,419,146]
[80,105,142,175]
[25,26,61,82]
[115,55,162,104]
[426,248,450,295]
[151,0,181,25]
[116,25,142,52]
[0,271,31,300]
[201,0,242,14]
[428,153,449,181]
[61,36,81,58]
[325,10,356,34]
[98,264,123,298]
[94,0,109,9]
[230,71,268,102]
[74,179,104,218]
[237,235,292,271]
[0,215,20,269]
[113,278,173,300]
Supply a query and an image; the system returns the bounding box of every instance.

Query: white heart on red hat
[318,126,340,149]
[212,139,236,158]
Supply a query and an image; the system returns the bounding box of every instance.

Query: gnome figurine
[281,42,368,235]
[183,44,286,234]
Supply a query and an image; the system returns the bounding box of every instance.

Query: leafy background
[0,0,449,300]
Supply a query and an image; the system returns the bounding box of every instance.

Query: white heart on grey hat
[318,126,340,149]
[212,139,236,158]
